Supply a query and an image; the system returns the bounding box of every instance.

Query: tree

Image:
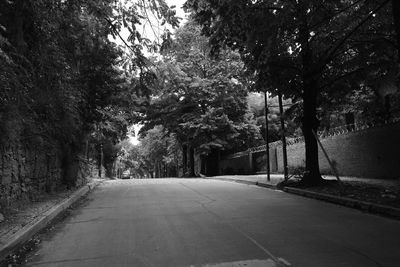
[185,0,398,184]
[130,126,181,178]
[0,0,179,186]
[118,140,151,178]
[138,20,262,176]
[248,93,297,143]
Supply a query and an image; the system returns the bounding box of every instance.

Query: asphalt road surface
[25,179,400,267]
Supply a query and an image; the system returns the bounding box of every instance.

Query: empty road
[25,179,400,267]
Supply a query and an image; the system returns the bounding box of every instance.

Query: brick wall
[253,149,279,173]
[219,122,400,179]
[276,122,400,178]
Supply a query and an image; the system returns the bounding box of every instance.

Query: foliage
[0,0,178,183]
[185,0,398,184]
[248,93,298,143]
[139,20,262,159]
[118,126,181,178]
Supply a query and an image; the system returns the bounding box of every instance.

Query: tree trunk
[182,144,188,177]
[392,0,400,59]
[155,161,160,178]
[298,1,323,185]
[189,146,195,177]
[278,92,288,180]
[345,113,355,131]
[99,144,104,178]
[61,144,79,188]
[264,90,270,180]
[216,150,221,176]
[12,0,28,53]
[302,79,323,184]
[200,155,206,175]
[175,159,179,177]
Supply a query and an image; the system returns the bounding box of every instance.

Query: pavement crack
[341,245,384,267]
[318,233,384,266]
[179,183,217,202]
[196,202,286,267]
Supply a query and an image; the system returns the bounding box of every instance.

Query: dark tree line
[0,0,178,185]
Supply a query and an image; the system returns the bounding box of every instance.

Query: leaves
[0,0,179,153]
[138,19,262,155]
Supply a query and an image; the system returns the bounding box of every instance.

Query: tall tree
[185,0,397,184]
[0,0,179,185]
[139,21,261,176]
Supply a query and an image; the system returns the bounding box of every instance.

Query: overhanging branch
[322,0,390,66]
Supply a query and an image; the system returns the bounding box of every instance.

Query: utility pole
[278,92,288,180]
[264,90,270,181]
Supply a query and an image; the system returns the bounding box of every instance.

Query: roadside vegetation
[184,0,400,184]
[1,0,400,187]
[0,0,178,187]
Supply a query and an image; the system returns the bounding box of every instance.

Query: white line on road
[177,180,292,267]
[277,257,292,266]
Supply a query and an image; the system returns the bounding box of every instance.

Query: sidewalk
[205,174,400,219]
[210,174,400,187]
[0,178,104,262]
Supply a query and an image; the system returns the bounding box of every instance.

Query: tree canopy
[185,0,399,184]
[2,0,398,183]
[136,20,261,176]
[0,0,179,184]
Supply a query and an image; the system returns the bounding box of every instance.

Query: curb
[0,180,103,261]
[204,177,277,190]
[283,187,400,219]
[204,177,400,220]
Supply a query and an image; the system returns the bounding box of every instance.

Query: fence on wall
[219,118,400,179]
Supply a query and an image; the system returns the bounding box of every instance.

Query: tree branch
[103,17,136,55]
[310,0,366,30]
[322,0,390,66]
[318,67,365,90]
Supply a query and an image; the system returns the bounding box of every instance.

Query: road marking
[230,225,287,266]
[196,200,290,267]
[278,257,291,266]
[179,182,217,201]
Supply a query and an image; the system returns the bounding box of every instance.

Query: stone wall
[219,122,400,179]
[76,157,100,185]
[0,144,63,207]
[0,145,101,210]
